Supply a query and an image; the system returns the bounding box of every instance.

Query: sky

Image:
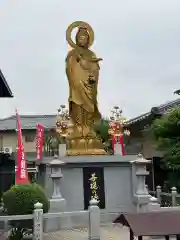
[0,0,180,119]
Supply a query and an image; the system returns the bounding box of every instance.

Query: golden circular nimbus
[66,21,94,48]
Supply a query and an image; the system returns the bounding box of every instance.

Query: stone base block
[44,198,71,232]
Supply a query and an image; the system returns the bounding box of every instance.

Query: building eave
[0,114,56,131]
[0,98,180,131]
[126,98,180,126]
[0,69,13,98]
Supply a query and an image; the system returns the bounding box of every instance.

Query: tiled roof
[0,115,56,131]
[126,98,180,125]
[1,98,180,130]
[0,69,13,97]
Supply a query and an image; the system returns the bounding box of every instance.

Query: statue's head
[76,26,89,48]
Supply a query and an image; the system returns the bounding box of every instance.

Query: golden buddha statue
[65,21,106,155]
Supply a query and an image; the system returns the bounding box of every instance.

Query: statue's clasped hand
[88,75,96,84]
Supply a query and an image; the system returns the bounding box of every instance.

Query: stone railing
[0,199,100,240]
[148,196,180,213]
[149,186,180,207]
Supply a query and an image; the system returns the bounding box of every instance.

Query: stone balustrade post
[88,199,100,240]
[148,196,161,211]
[171,187,177,206]
[131,153,151,212]
[33,202,43,240]
[156,185,162,204]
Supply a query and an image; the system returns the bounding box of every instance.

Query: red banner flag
[36,124,44,160]
[15,110,29,184]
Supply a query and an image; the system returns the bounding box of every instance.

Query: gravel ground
[43,224,152,240]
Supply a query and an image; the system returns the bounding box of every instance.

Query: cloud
[0,0,180,119]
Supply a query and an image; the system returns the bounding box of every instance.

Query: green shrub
[2,183,49,240]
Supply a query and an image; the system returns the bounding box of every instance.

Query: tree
[94,118,114,154]
[43,128,65,155]
[152,108,180,170]
[94,118,110,143]
[174,89,180,95]
[2,183,49,240]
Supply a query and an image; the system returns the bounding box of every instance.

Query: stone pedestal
[58,144,66,157]
[131,154,151,212]
[44,156,71,232]
[114,143,122,155]
[42,154,138,225]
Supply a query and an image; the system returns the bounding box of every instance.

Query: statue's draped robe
[66,48,101,136]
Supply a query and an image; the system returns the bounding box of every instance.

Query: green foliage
[152,108,180,170]
[94,118,115,155]
[44,128,66,155]
[94,118,109,142]
[164,172,180,192]
[2,183,49,239]
[3,183,49,215]
[160,194,172,207]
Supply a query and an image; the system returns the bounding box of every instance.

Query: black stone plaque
[83,167,105,210]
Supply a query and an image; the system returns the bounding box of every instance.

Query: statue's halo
[66,21,94,48]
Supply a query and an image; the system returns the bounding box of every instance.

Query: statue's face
[76,34,89,47]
